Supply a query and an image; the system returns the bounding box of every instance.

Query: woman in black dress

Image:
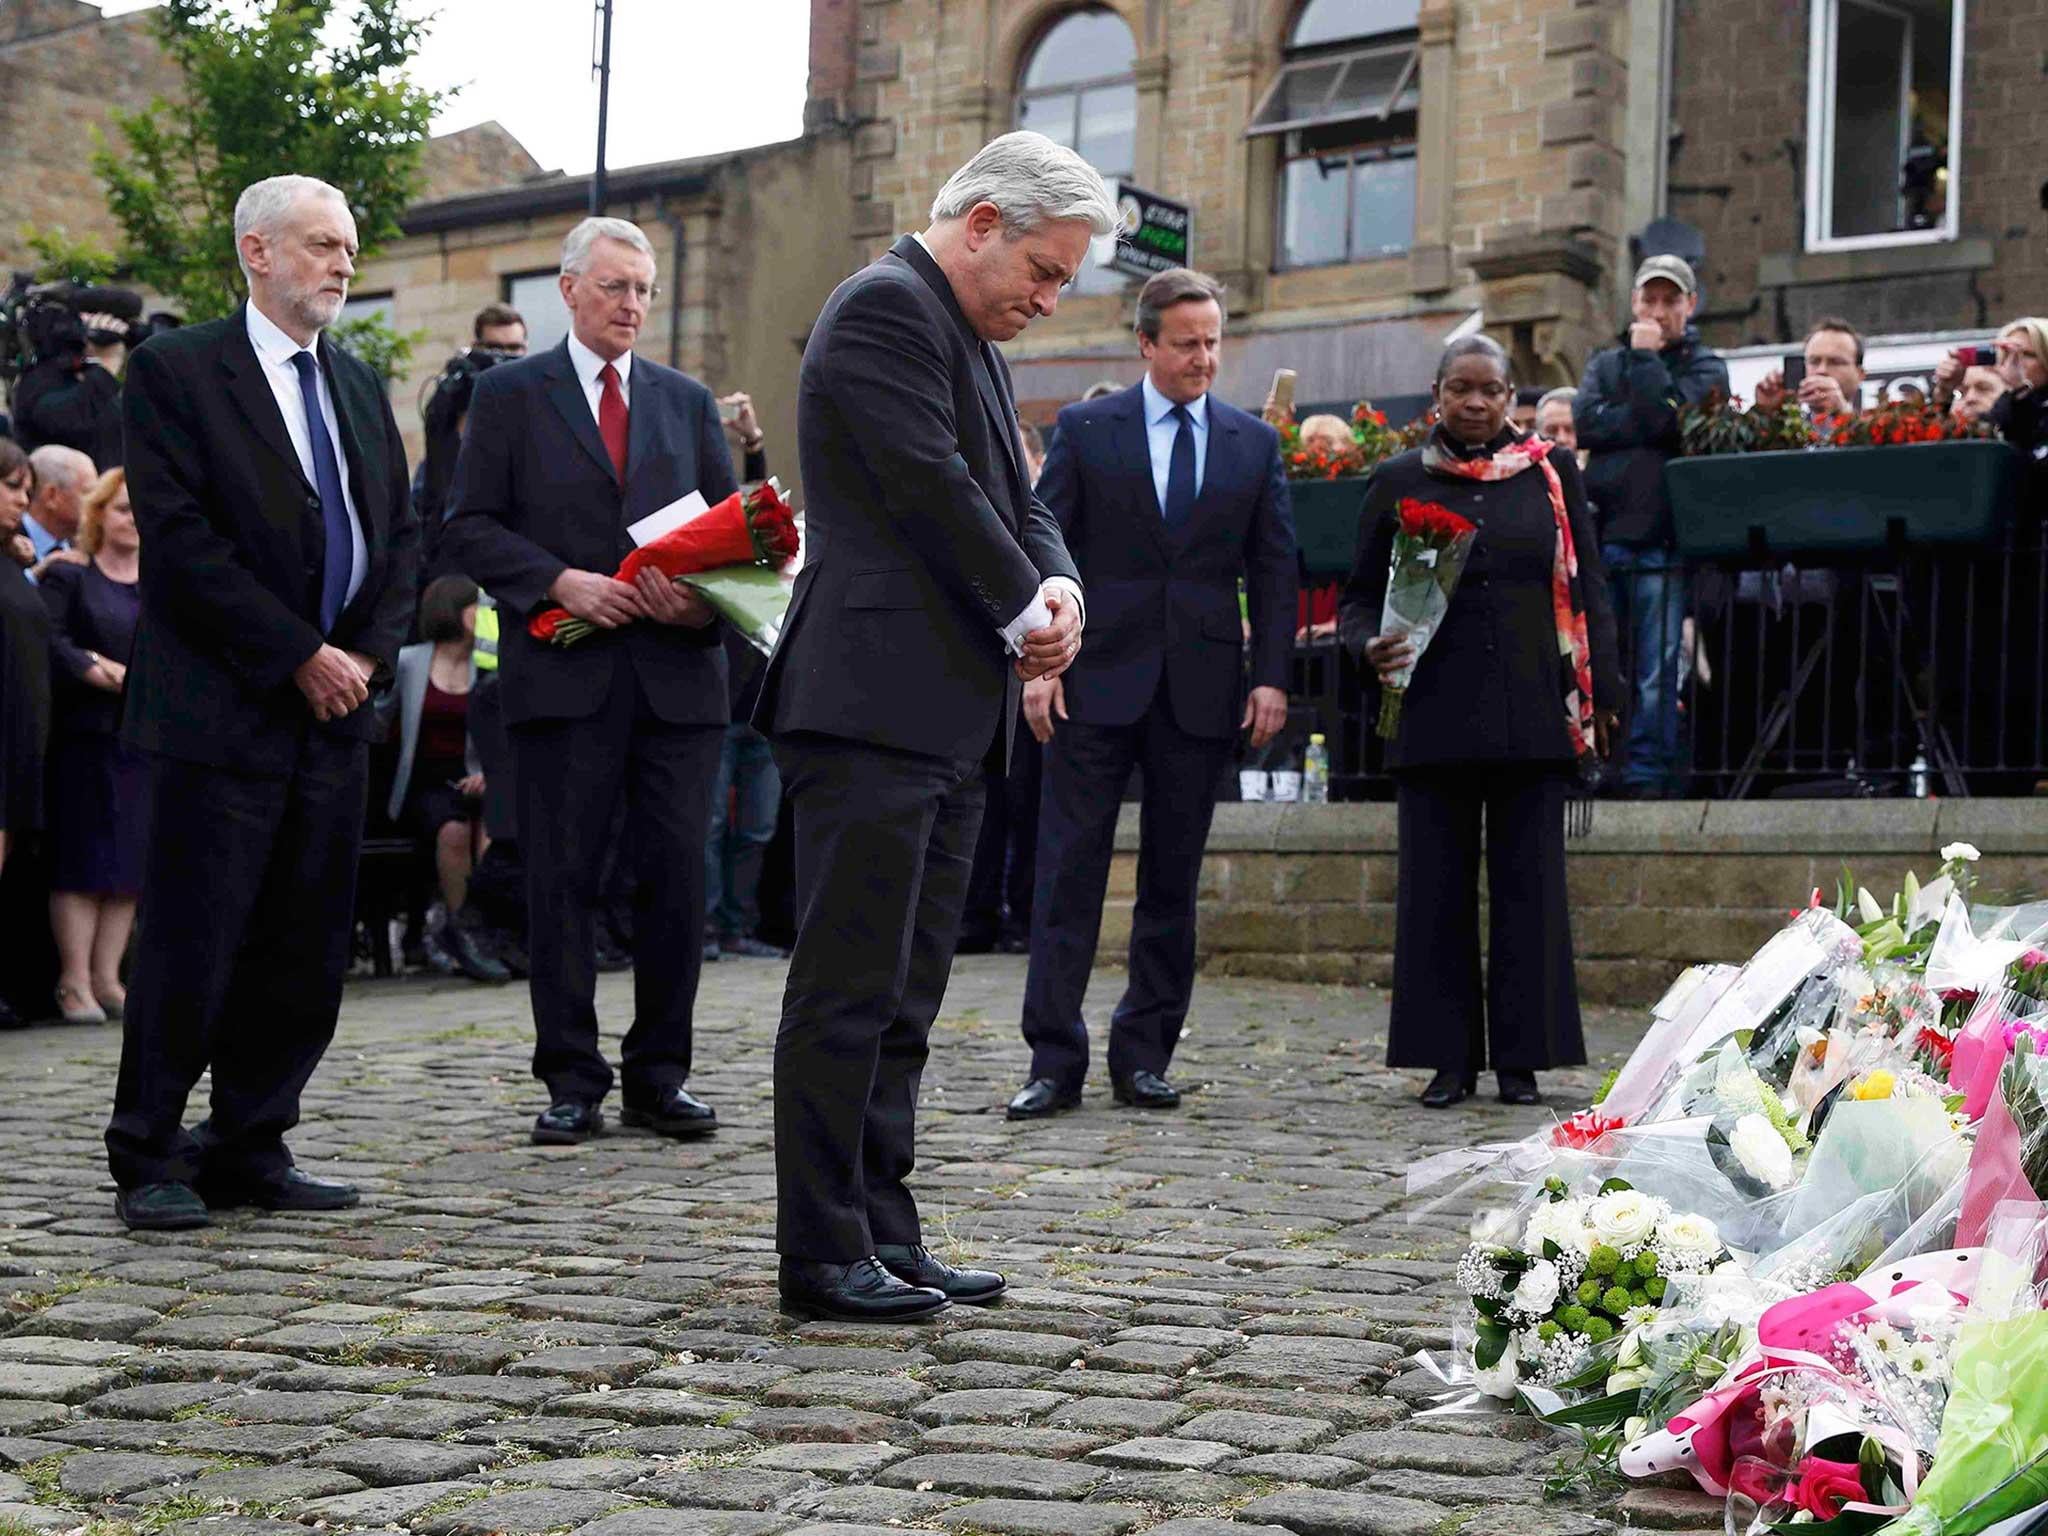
[0,439,53,1030]
[41,468,145,1024]
[1340,336,1623,1108]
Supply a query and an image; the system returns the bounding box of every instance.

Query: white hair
[28,444,95,492]
[1536,386,1579,414]
[929,131,1118,237]
[561,217,657,275]
[233,175,349,279]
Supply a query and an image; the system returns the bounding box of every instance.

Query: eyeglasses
[588,278,660,304]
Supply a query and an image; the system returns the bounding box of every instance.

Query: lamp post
[589,0,614,214]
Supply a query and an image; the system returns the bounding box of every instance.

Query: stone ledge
[1757,236,1995,289]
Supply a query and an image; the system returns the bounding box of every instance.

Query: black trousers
[772,730,983,1261]
[105,736,366,1190]
[1388,763,1586,1073]
[512,668,722,1105]
[1020,695,1234,1090]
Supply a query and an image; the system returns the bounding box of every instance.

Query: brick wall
[1669,0,2048,350]
[1108,799,2048,1006]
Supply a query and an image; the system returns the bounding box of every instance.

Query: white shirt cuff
[998,578,1085,656]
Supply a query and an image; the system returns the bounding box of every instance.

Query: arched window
[1249,0,1420,269]
[1016,7,1137,292]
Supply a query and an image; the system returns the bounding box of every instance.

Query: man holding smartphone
[1754,318,1866,418]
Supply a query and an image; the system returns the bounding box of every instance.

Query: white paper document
[627,490,709,549]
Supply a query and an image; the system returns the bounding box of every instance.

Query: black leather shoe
[594,939,632,974]
[1420,1070,1479,1109]
[533,1101,604,1145]
[1007,1078,1081,1120]
[1112,1070,1180,1109]
[876,1242,1006,1304]
[621,1085,717,1138]
[719,934,788,960]
[778,1255,949,1322]
[493,933,531,978]
[115,1182,211,1231]
[702,939,721,964]
[1497,1070,1543,1105]
[443,919,511,983]
[197,1168,359,1212]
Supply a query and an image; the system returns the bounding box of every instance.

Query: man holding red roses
[442,216,736,1149]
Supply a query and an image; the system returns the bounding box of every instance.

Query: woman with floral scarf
[1339,335,1623,1109]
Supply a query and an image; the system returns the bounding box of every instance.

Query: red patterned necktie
[598,361,628,481]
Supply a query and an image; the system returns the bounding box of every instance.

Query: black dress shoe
[778,1255,949,1322]
[1419,1069,1479,1108]
[1496,1070,1543,1105]
[594,939,633,974]
[115,1182,211,1231]
[1007,1078,1081,1120]
[533,1101,604,1145]
[995,931,1031,955]
[196,1168,359,1212]
[443,919,511,983]
[1112,1070,1180,1109]
[876,1242,1007,1304]
[719,934,788,960]
[493,933,531,978]
[621,1085,717,1138]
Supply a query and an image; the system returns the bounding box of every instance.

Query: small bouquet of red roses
[1374,497,1478,739]
[530,479,801,652]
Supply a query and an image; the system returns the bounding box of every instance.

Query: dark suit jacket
[119,306,419,773]
[1337,438,1622,771]
[754,234,1079,768]
[440,341,737,728]
[1038,383,1295,739]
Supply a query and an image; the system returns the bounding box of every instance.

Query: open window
[1805,0,1963,250]
[1250,0,1421,269]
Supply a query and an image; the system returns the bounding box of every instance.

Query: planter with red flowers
[1666,396,2018,560]
[1278,401,1435,578]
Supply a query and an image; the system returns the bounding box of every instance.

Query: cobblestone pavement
[0,958,1720,1536]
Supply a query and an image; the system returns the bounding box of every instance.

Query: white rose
[1589,1189,1664,1252]
[1656,1211,1723,1265]
[1941,842,1981,864]
[1521,1198,1589,1255]
[1511,1259,1562,1318]
[1729,1113,1795,1191]
[1473,1336,1519,1399]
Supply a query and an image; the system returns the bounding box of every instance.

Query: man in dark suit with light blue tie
[1008,267,1296,1120]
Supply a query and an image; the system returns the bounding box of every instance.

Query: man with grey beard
[104,174,419,1231]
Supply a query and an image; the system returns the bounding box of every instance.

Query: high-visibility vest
[474,595,500,673]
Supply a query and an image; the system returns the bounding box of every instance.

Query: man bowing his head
[754,131,1114,1321]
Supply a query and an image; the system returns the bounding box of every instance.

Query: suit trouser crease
[514,666,723,1104]
[1022,699,1232,1089]
[106,737,367,1190]
[772,734,983,1262]
[1387,764,1586,1073]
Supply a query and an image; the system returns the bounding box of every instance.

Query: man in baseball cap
[1571,252,1728,799]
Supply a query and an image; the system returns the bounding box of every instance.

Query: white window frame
[1803,0,1965,253]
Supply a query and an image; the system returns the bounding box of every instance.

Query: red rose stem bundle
[1374,497,1479,739]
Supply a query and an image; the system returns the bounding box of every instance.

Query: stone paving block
[1172,1409,1332,1452]
[928,1332,1084,1370]
[501,1456,667,1490]
[744,1442,912,1479]
[1081,1342,1210,1375]
[0,1437,71,1466]
[1083,1437,1239,1472]
[910,1389,1069,1426]
[1143,1522,1296,1536]
[599,1425,763,1456]
[1619,1485,1727,1529]
[245,1364,419,1393]
[158,1518,306,1536]
[0,1502,77,1532]
[457,1415,631,1454]
[781,1525,922,1536]
[577,1512,795,1536]
[132,1316,280,1350]
[0,1473,24,1501]
[1463,1510,1611,1535]
[127,1349,283,1382]
[915,1426,1107,1460]
[341,1398,501,1438]
[1238,1489,1454,1536]
[640,1361,796,1395]
[0,1337,137,1367]
[507,1345,661,1383]
[633,1468,828,1512]
[166,1423,345,1462]
[1082,1469,1243,1507]
[80,1382,230,1420]
[211,1389,385,1424]
[783,1486,962,1525]
[760,1372,928,1414]
[735,1408,915,1445]
[419,1488,635,1536]
[877,1452,1105,1500]
[298,1479,481,1526]
[307,1434,505,1486]
[129,1463,366,1506]
[545,1388,745,1424]
[756,1347,931,1374]
[1181,1387,1404,1432]
[1325,1428,1531,1475]
[0,1403,68,1436]
[57,1450,214,1500]
[0,1365,125,1404]
[1050,1371,1180,1400]
[1044,1398,1188,1435]
[406,1373,573,1407]
[938,1498,1150,1536]
[917,1362,1056,1392]
[23,1302,164,1341]
[41,1418,174,1451]
[1221,1453,1364,1485]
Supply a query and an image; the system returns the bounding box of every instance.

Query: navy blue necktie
[290,349,353,632]
[1163,403,1197,529]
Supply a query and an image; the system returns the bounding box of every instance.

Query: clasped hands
[1364,630,1619,758]
[549,567,716,632]
[1014,583,1080,684]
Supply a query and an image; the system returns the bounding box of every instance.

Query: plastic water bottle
[1910,752,1930,799]
[1302,733,1330,804]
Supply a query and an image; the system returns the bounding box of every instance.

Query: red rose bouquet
[1374,497,1478,739]
[530,479,801,651]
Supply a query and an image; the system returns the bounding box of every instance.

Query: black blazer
[119,307,419,773]
[440,342,737,729]
[1038,383,1295,740]
[1338,438,1622,771]
[753,235,1080,768]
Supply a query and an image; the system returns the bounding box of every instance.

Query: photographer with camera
[1935,320,2048,520]
[1752,318,1866,420]
[6,282,147,471]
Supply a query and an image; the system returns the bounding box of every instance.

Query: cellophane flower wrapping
[1374,498,1478,739]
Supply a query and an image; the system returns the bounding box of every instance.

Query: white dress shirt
[245,301,367,611]
[905,235,1085,651]
[566,329,633,424]
[1141,373,1209,513]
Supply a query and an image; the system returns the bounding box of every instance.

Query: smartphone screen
[1781,357,1805,395]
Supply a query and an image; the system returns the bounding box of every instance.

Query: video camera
[0,273,153,382]
[417,343,519,432]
